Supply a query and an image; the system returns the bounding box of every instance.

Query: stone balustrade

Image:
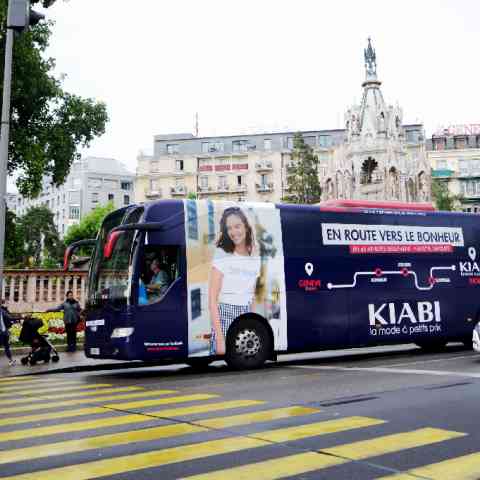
[2,270,88,313]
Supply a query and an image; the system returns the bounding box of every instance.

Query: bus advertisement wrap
[185,200,287,357]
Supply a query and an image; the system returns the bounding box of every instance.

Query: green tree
[431,179,462,211]
[5,208,23,266]
[64,202,114,245]
[0,0,108,196]
[17,206,63,266]
[283,133,322,204]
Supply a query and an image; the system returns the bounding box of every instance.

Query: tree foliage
[17,205,63,266]
[431,179,462,211]
[283,133,322,204]
[0,0,108,196]
[5,208,23,266]
[64,202,114,245]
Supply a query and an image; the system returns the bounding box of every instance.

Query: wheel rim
[234,328,261,358]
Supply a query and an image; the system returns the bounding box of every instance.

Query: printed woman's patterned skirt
[211,303,249,355]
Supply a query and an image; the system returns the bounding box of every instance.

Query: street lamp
[0,0,45,294]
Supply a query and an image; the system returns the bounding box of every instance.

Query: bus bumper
[473,324,480,353]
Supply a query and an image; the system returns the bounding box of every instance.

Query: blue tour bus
[66,199,477,370]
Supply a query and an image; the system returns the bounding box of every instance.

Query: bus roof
[318,200,436,212]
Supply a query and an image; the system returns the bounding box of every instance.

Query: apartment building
[9,157,135,237]
[428,125,480,212]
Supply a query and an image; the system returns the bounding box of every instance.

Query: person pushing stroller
[47,290,81,352]
[19,315,60,366]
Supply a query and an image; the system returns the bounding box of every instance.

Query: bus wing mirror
[64,239,96,271]
[104,231,123,259]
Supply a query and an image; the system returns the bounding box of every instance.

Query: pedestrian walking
[0,299,16,365]
[47,290,81,352]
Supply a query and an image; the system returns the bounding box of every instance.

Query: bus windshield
[88,207,143,307]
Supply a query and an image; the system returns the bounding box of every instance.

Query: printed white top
[212,248,261,306]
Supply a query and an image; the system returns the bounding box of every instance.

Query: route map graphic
[327,265,456,291]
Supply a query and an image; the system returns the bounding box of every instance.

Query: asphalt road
[1,344,480,479]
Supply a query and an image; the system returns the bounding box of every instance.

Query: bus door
[133,238,188,359]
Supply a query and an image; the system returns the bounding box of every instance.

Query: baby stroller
[19,316,60,366]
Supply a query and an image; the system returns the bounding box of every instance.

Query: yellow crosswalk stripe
[0,406,320,466]
[0,407,107,427]
[0,380,89,393]
[0,399,264,443]
[197,406,320,429]
[0,415,392,480]
[376,452,480,480]
[102,393,220,410]
[252,416,385,442]
[183,427,466,480]
[0,376,36,384]
[0,389,177,415]
[4,387,143,404]
[0,383,114,397]
[0,393,218,427]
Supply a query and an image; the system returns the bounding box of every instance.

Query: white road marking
[289,365,480,378]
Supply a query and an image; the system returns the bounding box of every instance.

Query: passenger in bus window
[146,258,170,303]
[209,207,261,355]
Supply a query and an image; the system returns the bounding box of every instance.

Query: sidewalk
[0,345,137,378]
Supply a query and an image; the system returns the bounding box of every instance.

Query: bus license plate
[90,348,100,355]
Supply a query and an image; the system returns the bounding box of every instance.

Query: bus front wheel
[226,319,271,370]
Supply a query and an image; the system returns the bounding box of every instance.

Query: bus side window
[139,246,180,305]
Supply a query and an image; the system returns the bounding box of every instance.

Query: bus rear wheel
[226,319,271,370]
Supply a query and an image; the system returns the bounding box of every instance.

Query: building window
[237,175,243,186]
[218,176,227,189]
[166,144,179,154]
[304,136,316,147]
[200,176,208,189]
[459,160,469,175]
[124,195,130,205]
[176,159,184,171]
[260,174,268,187]
[69,206,80,220]
[91,192,99,203]
[150,161,160,173]
[286,137,294,149]
[88,177,102,189]
[150,179,159,192]
[264,139,272,151]
[361,157,379,184]
[232,140,248,153]
[433,137,446,151]
[318,135,331,148]
[454,136,467,149]
[121,181,132,190]
[406,130,420,143]
[202,141,224,153]
[108,193,114,201]
[471,159,480,173]
[436,159,448,169]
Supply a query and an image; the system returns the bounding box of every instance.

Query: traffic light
[7,0,45,32]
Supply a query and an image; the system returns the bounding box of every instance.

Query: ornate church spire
[364,37,377,80]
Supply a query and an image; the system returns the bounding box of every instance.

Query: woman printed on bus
[209,207,261,355]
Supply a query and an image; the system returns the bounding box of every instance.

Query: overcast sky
[35,0,480,173]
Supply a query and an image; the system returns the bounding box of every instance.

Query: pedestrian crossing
[0,374,478,479]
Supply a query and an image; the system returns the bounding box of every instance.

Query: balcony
[285,161,296,170]
[255,160,273,171]
[231,184,247,193]
[256,182,274,193]
[217,184,230,193]
[170,186,187,196]
[144,188,162,199]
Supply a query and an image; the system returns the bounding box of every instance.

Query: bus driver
[209,207,261,355]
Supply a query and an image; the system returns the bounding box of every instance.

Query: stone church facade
[321,39,431,203]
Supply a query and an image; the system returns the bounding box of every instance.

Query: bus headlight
[111,327,134,338]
